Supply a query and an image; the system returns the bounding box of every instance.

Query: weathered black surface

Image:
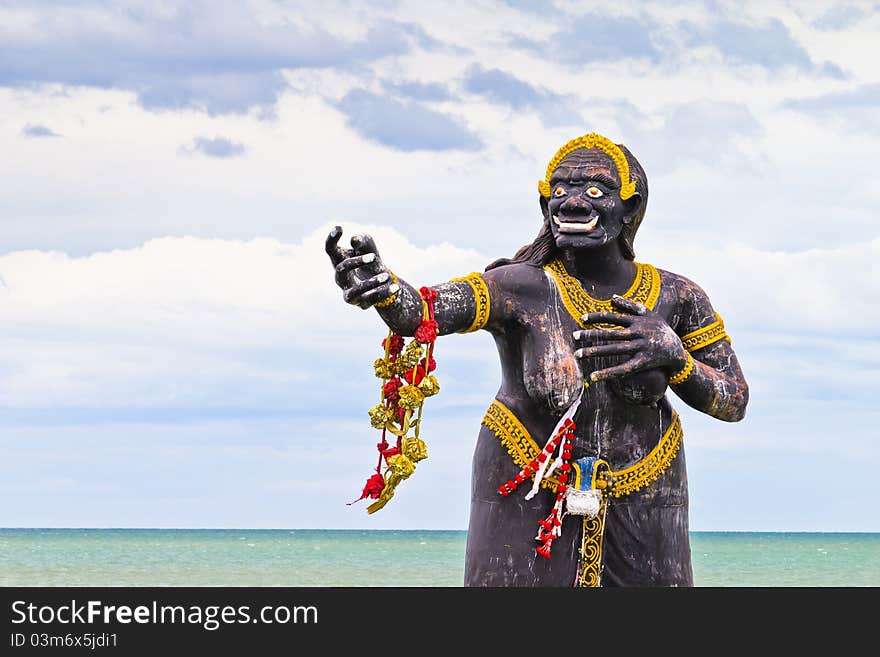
[325,143,748,587]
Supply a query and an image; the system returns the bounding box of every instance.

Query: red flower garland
[414,319,439,344]
[350,285,441,511]
[498,418,576,559]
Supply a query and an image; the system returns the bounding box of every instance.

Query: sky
[1,0,879,531]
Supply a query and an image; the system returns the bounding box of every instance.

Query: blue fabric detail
[573,456,600,491]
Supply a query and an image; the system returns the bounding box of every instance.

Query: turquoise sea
[1,529,878,587]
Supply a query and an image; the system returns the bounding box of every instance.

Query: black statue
[325,133,748,586]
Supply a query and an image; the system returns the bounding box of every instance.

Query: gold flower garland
[351,287,441,514]
[538,133,637,200]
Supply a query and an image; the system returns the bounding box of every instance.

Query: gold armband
[668,353,695,385]
[374,272,400,308]
[680,313,730,352]
[450,272,490,333]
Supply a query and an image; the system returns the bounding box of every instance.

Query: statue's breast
[520,296,582,413]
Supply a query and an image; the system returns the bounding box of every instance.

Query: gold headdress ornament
[538,133,637,201]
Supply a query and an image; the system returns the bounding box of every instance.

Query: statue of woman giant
[325,133,748,586]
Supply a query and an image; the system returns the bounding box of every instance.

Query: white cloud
[640,237,880,335]
[1,226,878,529]
[2,225,878,409]
[0,224,489,409]
[3,0,880,258]
[2,1,880,531]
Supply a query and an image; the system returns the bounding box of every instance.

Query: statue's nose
[560,194,593,213]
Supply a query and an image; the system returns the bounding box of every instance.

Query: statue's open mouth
[553,213,600,233]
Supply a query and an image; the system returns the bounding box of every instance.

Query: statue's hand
[325,226,400,309]
[609,369,668,406]
[572,295,689,382]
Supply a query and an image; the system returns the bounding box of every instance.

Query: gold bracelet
[374,272,400,308]
[450,272,490,333]
[680,312,731,352]
[668,353,694,385]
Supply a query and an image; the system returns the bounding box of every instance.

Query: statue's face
[546,149,627,251]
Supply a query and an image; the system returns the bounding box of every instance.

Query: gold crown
[538,133,636,200]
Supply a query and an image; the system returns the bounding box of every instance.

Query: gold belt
[481,400,684,586]
[482,400,682,497]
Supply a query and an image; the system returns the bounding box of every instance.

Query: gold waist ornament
[482,400,682,497]
[481,400,683,587]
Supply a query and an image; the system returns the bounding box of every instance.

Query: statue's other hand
[573,295,688,382]
[610,368,668,406]
[326,226,399,309]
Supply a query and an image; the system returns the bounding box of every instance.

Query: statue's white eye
[553,186,566,197]
[586,186,603,198]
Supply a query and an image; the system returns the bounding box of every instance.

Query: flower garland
[495,393,594,560]
[349,286,441,514]
[498,418,576,559]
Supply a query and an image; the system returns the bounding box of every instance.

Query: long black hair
[485,144,648,271]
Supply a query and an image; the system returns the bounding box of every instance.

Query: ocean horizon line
[3,527,878,534]
[4,528,877,587]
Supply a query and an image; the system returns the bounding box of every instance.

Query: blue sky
[1,0,878,531]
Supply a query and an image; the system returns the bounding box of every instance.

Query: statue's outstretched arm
[325,226,490,336]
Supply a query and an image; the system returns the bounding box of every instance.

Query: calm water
[1,529,878,587]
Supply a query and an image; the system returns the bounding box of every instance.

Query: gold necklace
[543,257,661,328]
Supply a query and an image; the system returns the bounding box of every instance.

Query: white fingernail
[378,272,390,283]
[573,331,582,340]
[580,315,590,322]
[363,253,376,263]
[574,349,584,358]
[389,284,400,293]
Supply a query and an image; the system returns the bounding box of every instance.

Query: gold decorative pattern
[485,401,684,585]
[680,313,731,352]
[450,272,491,333]
[481,401,561,491]
[608,413,683,498]
[483,400,683,499]
[544,258,661,328]
[374,272,400,308]
[578,499,609,588]
[668,354,694,386]
[538,133,637,200]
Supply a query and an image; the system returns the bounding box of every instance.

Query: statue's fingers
[325,226,350,266]
[575,340,645,359]
[335,268,353,289]
[335,253,378,275]
[351,233,380,256]
[589,354,652,382]
[573,328,638,343]
[580,311,634,327]
[349,233,386,277]
[343,271,392,304]
[333,255,376,289]
[610,295,648,315]
[359,282,400,309]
